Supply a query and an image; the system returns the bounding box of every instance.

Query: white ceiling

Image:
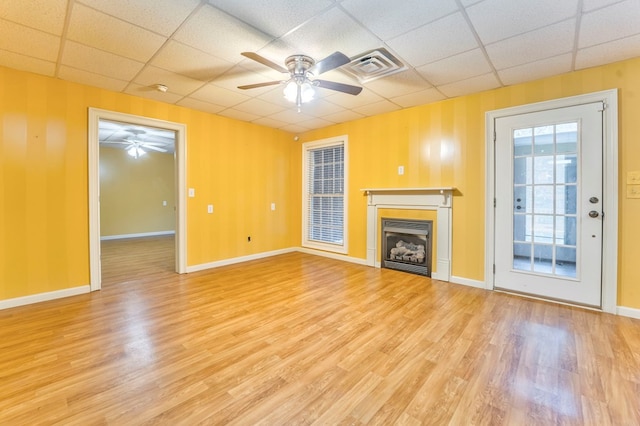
[2,0,639,133]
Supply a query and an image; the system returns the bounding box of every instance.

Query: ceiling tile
[124,83,184,104]
[77,0,201,37]
[176,98,226,115]
[416,49,492,86]
[352,99,402,116]
[364,69,432,98]
[61,41,145,80]
[218,108,261,122]
[173,5,273,61]
[58,65,129,92]
[280,7,381,60]
[295,98,347,117]
[252,116,289,128]
[579,0,640,48]
[583,0,626,12]
[341,0,459,40]
[133,66,206,96]
[268,109,315,124]
[324,88,384,109]
[486,19,576,70]
[498,54,573,86]
[232,98,286,116]
[151,41,234,82]
[466,0,579,44]
[576,33,640,69]
[0,19,60,61]
[295,117,336,130]
[437,73,501,98]
[208,0,334,38]
[190,83,251,107]
[213,65,282,93]
[387,12,479,67]
[390,88,447,108]
[321,109,365,123]
[0,0,67,35]
[0,49,55,77]
[67,4,167,62]
[280,123,312,133]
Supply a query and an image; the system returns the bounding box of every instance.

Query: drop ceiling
[1,0,639,133]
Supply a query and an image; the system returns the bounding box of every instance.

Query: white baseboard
[101,230,175,241]
[0,285,90,311]
[296,247,368,265]
[186,248,297,273]
[617,306,640,320]
[450,275,487,289]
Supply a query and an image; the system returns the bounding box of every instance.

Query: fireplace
[381,218,432,276]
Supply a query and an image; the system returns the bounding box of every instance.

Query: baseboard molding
[450,276,487,289]
[296,247,368,266]
[101,231,175,241]
[0,285,90,311]
[186,248,297,273]
[617,306,640,320]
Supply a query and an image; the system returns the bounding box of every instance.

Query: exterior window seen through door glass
[512,122,578,277]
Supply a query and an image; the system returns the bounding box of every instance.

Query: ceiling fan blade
[144,145,168,153]
[238,80,283,90]
[241,52,288,73]
[315,79,363,95]
[310,52,350,75]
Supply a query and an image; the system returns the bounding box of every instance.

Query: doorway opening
[88,108,187,291]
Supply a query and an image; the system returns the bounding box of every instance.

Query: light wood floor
[1,236,639,425]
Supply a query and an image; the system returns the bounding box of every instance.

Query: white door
[494,102,603,307]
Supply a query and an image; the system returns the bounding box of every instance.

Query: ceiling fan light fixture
[127,146,146,158]
[283,80,315,111]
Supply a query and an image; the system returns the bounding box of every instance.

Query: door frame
[88,108,188,291]
[485,90,618,313]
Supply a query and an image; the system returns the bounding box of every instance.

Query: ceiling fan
[238,51,363,110]
[101,128,168,158]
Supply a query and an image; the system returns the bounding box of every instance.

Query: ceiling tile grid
[1,0,640,131]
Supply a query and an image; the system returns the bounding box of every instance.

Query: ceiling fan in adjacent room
[101,128,168,159]
[238,51,363,111]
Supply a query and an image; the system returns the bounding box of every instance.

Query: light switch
[188,188,195,197]
[627,185,640,198]
[627,171,640,184]
[207,204,213,213]
[162,200,167,206]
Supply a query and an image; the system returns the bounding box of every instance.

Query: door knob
[589,210,599,218]
[589,197,599,204]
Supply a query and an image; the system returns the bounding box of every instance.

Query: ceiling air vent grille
[345,48,406,83]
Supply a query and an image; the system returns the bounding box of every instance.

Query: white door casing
[485,90,618,313]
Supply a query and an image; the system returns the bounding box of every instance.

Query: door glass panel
[512,121,578,278]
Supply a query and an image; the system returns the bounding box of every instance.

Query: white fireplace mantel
[362,187,455,281]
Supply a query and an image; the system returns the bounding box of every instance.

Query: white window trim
[302,135,348,254]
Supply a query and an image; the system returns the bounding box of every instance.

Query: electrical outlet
[162,200,167,206]
[207,204,213,213]
[271,203,276,211]
[247,236,251,242]
[398,165,404,175]
[627,185,640,198]
[627,171,640,184]
[188,188,195,197]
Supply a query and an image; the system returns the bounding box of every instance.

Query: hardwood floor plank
[0,236,638,424]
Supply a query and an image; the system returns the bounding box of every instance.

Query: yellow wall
[2,56,640,309]
[300,57,640,309]
[99,147,175,237]
[0,65,296,300]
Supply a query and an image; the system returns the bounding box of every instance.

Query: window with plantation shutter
[302,136,348,253]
